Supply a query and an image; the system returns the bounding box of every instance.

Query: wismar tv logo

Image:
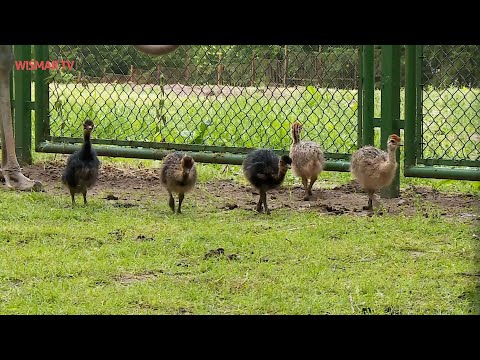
[15,60,75,71]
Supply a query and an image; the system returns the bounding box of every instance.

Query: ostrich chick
[289,121,325,200]
[243,149,292,215]
[350,134,402,210]
[61,119,100,205]
[160,152,197,214]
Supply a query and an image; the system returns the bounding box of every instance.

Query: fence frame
[13,45,32,165]
[403,45,480,181]
[27,45,355,172]
[10,45,480,191]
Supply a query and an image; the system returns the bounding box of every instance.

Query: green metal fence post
[361,45,374,146]
[404,45,416,169]
[34,45,49,150]
[415,45,424,163]
[380,45,401,198]
[357,46,363,149]
[13,45,32,165]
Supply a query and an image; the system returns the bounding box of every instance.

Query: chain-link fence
[421,45,480,164]
[47,45,359,158]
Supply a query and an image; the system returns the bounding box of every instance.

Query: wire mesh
[422,45,480,162]
[47,45,359,156]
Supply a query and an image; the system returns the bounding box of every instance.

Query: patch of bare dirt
[201,178,478,220]
[12,161,480,220]
[203,248,240,261]
[115,271,159,285]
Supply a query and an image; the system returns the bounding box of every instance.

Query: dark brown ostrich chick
[61,119,100,205]
[243,149,292,215]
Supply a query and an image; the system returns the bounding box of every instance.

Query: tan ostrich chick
[289,122,325,200]
[160,152,197,214]
[350,134,403,210]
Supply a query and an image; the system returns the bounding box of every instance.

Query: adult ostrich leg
[0,45,42,191]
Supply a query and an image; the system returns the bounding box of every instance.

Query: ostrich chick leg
[261,190,270,215]
[307,175,317,196]
[70,189,76,206]
[177,192,184,214]
[168,191,175,212]
[301,177,309,200]
[363,190,375,211]
[256,192,263,213]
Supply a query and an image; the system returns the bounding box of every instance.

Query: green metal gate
[11,45,480,191]
[404,45,480,180]
[359,45,479,188]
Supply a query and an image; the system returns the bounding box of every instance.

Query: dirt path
[11,161,477,221]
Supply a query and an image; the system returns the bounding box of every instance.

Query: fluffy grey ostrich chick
[160,152,197,214]
[289,121,325,200]
[243,149,292,214]
[350,134,403,210]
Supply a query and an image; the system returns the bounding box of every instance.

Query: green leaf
[54,100,63,111]
[191,119,213,144]
[306,86,317,95]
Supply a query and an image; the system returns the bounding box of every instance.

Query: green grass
[0,184,478,315]
[419,86,480,161]
[46,83,358,154]
[10,81,477,314]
